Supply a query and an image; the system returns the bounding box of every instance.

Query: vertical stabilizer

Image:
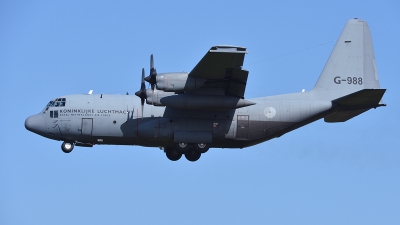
[312,19,381,99]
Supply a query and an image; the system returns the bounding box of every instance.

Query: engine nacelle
[156,73,206,92]
[160,94,256,110]
[145,89,174,106]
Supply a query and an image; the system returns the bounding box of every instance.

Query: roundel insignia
[264,107,276,119]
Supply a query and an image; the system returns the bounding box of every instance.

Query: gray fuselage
[26,91,332,149]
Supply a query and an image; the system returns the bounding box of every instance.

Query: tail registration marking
[334,76,363,85]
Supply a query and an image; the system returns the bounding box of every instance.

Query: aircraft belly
[248,120,295,140]
[239,100,332,142]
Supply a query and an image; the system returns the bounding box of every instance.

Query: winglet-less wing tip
[210,45,247,53]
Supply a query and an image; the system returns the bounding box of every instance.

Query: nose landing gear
[61,141,74,153]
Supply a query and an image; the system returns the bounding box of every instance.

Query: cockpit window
[50,98,66,107]
[43,98,66,112]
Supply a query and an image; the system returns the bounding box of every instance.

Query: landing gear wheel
[185,150,201,162]
[193,143,209,153]
[174,142,190,154]
[165,147,182,161]
[61,141,74,153]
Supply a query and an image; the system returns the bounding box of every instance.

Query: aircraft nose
[25,114,45,134]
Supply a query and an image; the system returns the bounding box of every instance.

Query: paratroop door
[236,115,249,139]
[81,118,93,135]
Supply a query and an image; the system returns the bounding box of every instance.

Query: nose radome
[25,114,45,134]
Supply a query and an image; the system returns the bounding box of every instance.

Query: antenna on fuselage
[88,90,93,95]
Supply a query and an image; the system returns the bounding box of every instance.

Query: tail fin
[312,19,381,99]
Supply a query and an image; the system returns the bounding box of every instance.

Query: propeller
[144,54,157,104]
[135,68,147,118]
[144,54,157,87]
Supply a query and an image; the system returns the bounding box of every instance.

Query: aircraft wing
[187,45,249,98]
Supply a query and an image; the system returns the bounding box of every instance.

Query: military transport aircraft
[25,19,386,162]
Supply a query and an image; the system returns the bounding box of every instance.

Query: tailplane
[324,89,386,122]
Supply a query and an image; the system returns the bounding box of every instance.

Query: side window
[50,110,58,118]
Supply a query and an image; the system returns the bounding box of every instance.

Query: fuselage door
[236,115,249,139]
[81,118,93,135]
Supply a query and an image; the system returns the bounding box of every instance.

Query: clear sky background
[1,1,399,224]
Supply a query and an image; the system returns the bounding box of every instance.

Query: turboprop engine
[155,73,206,92]
[136,54,255,111]
[144,55,206,92]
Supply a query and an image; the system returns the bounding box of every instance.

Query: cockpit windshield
[43,98,66,112]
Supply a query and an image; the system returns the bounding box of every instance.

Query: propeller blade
[150,54,154,69]
[145,54,157,85]
[135,68,147,119]
[141,68,145,90]
[141,68,145,118]
[141,98,144,118]
[150,54,157,76]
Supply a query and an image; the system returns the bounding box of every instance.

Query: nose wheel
[61,141,74,153]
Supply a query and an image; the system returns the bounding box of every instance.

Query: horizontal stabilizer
[324,89,386,122]
[324,109,370,123]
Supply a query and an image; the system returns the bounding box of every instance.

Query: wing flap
[226,67,249,98]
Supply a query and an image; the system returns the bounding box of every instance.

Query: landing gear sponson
[165,143,210,162]
[60,140,209,162]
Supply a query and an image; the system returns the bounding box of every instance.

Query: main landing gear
[61,141,74,153]
[165,143,210,162]
[165,147,182,161]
